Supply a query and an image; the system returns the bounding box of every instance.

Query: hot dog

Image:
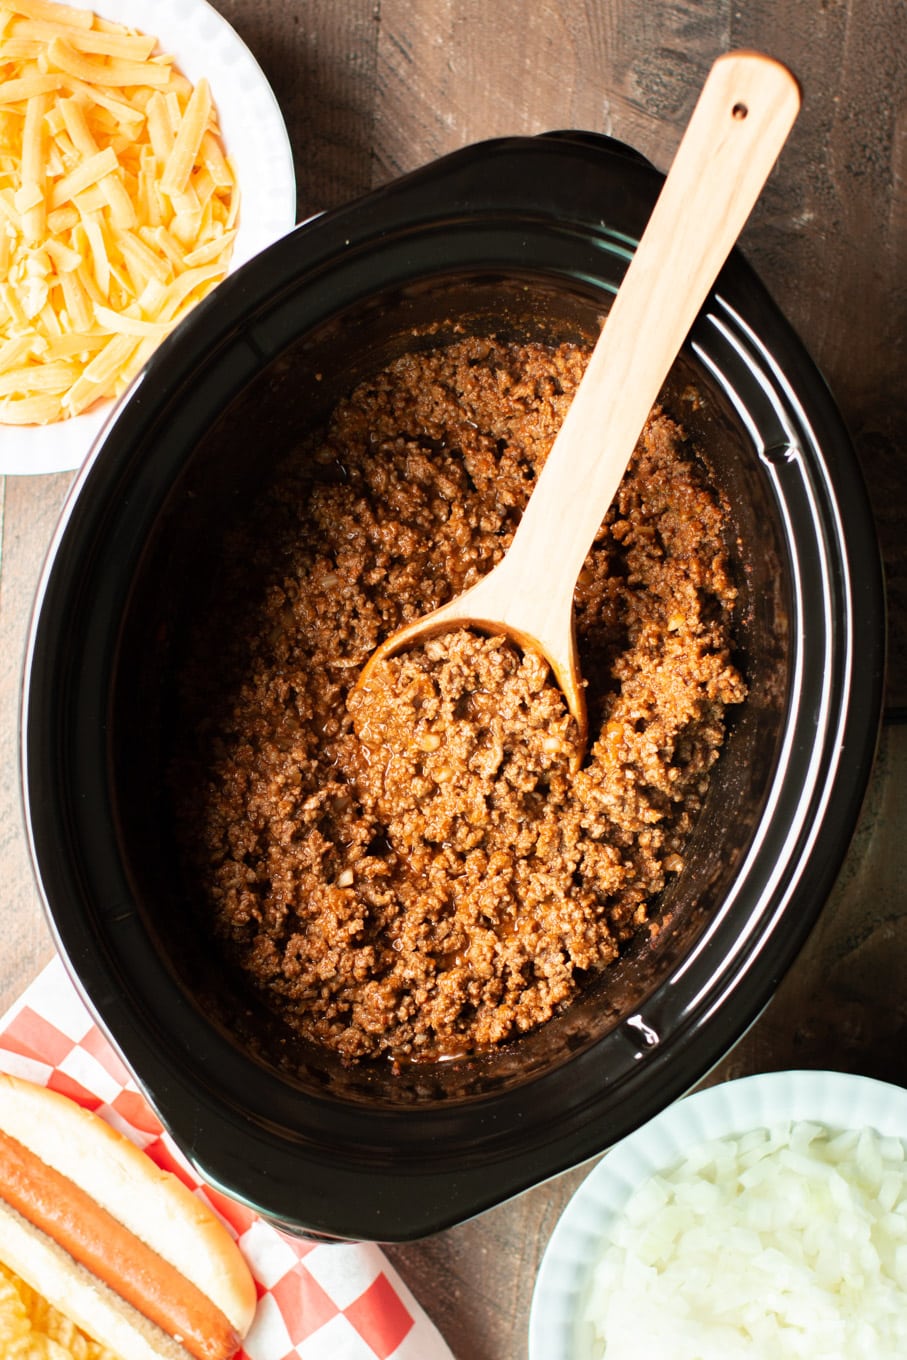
[0,1073,256,1360]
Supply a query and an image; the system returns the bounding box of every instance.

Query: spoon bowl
[354,51,801,752]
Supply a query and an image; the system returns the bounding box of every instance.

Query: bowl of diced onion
[529,1069,907,1360]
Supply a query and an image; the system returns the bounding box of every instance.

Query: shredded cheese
[0,1260,122,1358]
[0,0,239,426]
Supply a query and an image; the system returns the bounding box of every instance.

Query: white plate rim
[0,0,296,476]
[528,1068,907,1360]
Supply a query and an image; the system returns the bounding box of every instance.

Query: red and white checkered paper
[0,955,455,1360]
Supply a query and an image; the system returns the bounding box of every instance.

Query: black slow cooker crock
[22,132,884,1241]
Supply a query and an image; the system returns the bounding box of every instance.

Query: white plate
[0,0,296,476]
[529,1069,907,1360]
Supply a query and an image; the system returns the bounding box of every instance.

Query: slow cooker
[22,131,885,1240]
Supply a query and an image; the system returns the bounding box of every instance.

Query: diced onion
[582,1121,907,1359]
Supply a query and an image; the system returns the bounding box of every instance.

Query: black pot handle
[536,128,657,172]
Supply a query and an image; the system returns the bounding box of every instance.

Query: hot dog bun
[0,1073,256,1360]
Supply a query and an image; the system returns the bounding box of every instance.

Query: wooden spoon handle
[354,52,800,748]
[502,51,801,609]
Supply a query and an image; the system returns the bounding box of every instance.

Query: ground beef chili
[173,336,746,1065]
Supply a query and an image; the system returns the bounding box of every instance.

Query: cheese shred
[0,1,239,426]
[0,1260,121,1359]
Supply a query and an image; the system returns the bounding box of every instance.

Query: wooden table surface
[1,3,904,1357]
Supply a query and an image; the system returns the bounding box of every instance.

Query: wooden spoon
[354,52,800,752]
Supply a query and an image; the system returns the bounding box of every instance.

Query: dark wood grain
[729,1,907,711]
[374,0,622,179]
[710,721,907,1090]
[0,4,904,1358]
[385,1161,592,1360]
[213,0,381,212]
[0,475,73,1015]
